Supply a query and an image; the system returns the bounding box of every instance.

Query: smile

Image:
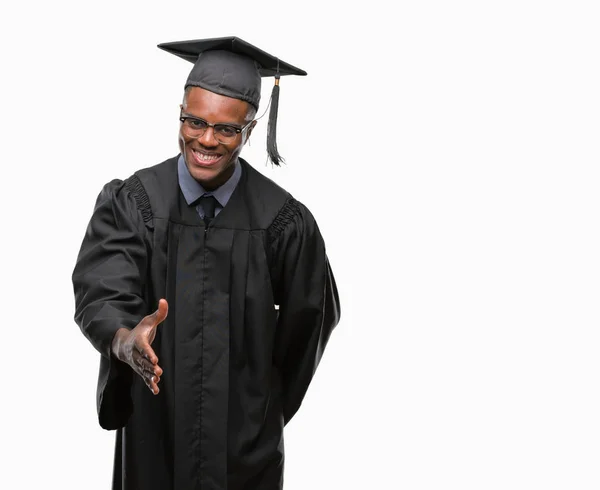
[191,149,223,166]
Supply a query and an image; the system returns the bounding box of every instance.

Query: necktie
[198,195,218,226]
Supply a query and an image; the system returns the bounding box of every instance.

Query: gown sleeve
[72,179,150,430]
[270,199,341,425]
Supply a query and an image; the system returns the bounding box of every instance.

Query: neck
[198,160,236,191]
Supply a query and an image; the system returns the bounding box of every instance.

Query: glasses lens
[182,118,208,138]
[214,124,238,142]
[181,118,242,144]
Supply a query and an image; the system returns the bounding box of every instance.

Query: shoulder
[100,155,178,195]
[95,178,133,209]
[133,155,178,179]
[125,155,180,220]
[240,158,319,231]
[267,195,320,247]
[241,158,291,202]
[86,177,149,233]
[93,156,178,224]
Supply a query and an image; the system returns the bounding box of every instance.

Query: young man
[72,37,340,490]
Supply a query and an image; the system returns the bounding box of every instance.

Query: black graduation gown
[72,156,340,490]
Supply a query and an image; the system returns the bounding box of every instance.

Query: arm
[72,179,154,429]
[271,200,341,425]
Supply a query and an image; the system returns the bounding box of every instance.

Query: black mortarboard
[158,36,307,165]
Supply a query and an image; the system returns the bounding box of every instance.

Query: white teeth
[194,150,220,162]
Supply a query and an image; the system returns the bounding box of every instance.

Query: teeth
[194,150,220,162]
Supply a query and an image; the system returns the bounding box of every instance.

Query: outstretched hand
[111,299,169,395]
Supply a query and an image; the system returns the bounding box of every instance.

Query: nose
[198,126,219,147]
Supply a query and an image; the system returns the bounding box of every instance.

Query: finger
[131,350,152,378]
[131,358,161,393]
[135,354,163,378]
[136,340,159,365]
[147,374,160,395]
[139,370,160,395]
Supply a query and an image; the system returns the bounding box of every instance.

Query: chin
[186,155,233,188]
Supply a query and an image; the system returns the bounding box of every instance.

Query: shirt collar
[177,154,242,208]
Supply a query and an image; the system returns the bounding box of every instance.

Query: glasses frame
[179,112,254,143]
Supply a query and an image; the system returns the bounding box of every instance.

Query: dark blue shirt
[177,154,242,218]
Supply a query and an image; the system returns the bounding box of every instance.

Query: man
[72,36,340,490]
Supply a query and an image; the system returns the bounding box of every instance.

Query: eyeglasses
[179,113,254,144]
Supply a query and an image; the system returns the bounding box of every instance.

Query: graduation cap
[158,36,307,166]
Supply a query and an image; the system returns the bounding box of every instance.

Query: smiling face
[179,86,256,190]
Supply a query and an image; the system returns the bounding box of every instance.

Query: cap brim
[158,36,307,77]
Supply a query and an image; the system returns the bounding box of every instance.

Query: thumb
[150,298,169,327]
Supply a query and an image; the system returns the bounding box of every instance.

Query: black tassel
[267,74,284,166]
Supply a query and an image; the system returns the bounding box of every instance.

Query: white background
[1,1,599,489]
